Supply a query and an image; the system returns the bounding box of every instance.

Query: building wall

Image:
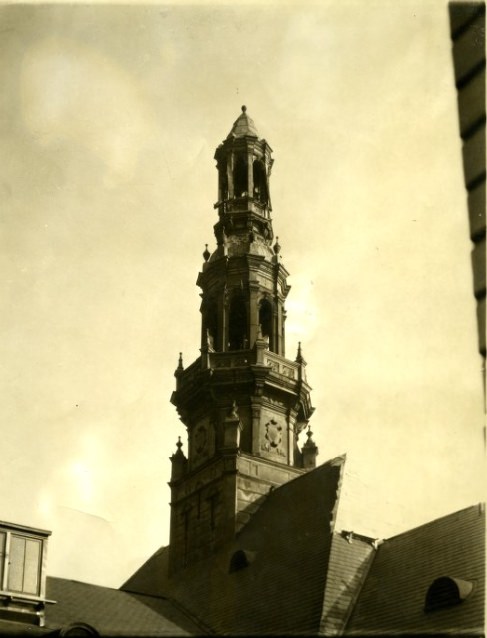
[449,3,486,371]
[236,454,304,531]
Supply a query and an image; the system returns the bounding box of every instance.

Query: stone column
[247,150,254,197]
[250,399,262,457]
[221,286,229,352]
[249,282,260,347]
[286,408,298,466]
[227,153,234,199]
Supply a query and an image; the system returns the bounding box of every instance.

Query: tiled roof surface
[0,620,50,636]
[122,546,170,598]
[44,576,202,636]
[320,532,376,635]
[345,504,486,636]
[123,457,345,635]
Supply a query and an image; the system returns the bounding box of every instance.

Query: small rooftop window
[60,621,100,636]
[229,549,255,573]
[424,576,473,612]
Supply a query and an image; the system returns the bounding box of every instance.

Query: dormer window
[0,521,54,627]
[424,576,474,612]
[229,549,256,573]
[6,533,43,595]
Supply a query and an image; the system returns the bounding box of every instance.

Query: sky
[0,1,485,588]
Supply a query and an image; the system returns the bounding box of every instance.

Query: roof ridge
[125,589,213,633]
[268,453,347,496]
[382,502,485,543]
[119,544,169,591]
[233,454,348,539]
[156,592,216,635]
[47,575,122,591]
[121,589,169,601]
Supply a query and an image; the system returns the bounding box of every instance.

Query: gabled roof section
[121,545,169,598]
[227,105,259,139]
[124,456,346,635]
[345,504,486,636]
[44,576,203,636]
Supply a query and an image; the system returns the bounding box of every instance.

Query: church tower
[169,107,317,574]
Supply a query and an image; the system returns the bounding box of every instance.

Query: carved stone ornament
[266,397,286,409]
[282,365,295,379]
[262,418,282,452]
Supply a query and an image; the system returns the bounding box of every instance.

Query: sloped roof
[227,106,259,139]
[345,504,486,635]
[0,620,50,636]
[122,546,170,599]
[320,532,376,635]
[123,457,346,635]
[43,576,203,636]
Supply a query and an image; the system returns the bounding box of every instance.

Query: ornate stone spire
[170,436,188,481]
[302,426,318,469]
[296,342,306,365]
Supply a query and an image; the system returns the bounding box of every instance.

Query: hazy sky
[1,1,485,588]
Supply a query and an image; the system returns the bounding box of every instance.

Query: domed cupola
[226,105,259,139]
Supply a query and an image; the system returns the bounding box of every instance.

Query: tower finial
[295,341,307,365]
[170,436,187,481]
[304,425,315,446]
[302,424,318,469]
[241,105,247,113]
[296,342,303,363]
[174,352,184,383]
[203,244,211,262]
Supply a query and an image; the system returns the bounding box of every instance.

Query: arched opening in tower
[205,300,219,351]
[228,295,248,350]
[259,299,273,351]
[253,160,268,204]
[219,161,228,201]
[233,156,247,198]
